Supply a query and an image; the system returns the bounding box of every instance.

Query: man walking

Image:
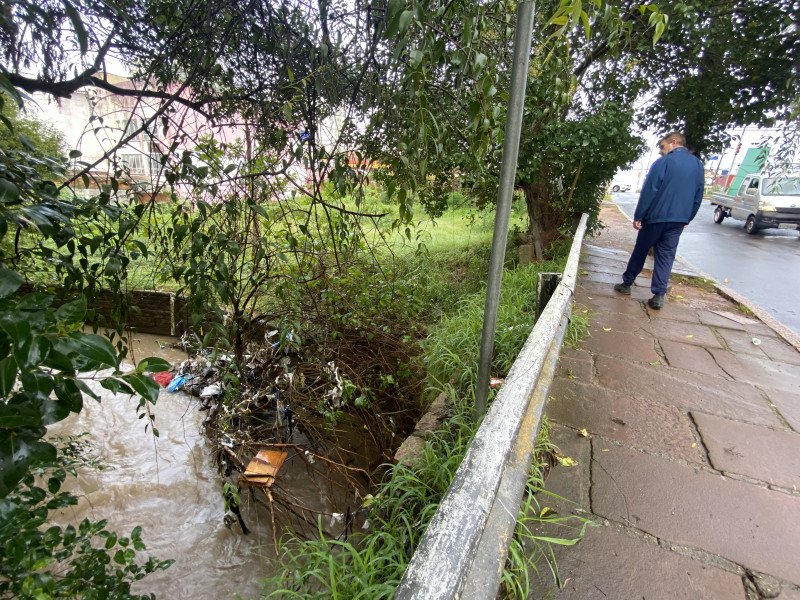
[614,132,705,309]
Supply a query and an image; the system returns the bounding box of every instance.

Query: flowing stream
[48,333,277,600]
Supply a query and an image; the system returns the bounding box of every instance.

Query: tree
[637,0,800,157]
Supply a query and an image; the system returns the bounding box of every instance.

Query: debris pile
[150,326,419,541]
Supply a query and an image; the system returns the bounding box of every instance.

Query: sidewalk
[534,203,800,599]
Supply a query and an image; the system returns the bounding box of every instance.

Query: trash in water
[200,383,223,397]
[151,371,173,387]
[240,449,287,490]
[166,375,186,392]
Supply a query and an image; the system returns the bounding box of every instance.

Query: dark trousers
[622,222,684,295]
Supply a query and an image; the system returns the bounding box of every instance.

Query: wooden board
[241,449,287,488]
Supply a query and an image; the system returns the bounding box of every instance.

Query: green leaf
[0,72,24,109]
[122,373,160,404]
[0,268,22,298]
[0,178,20,204]
[0,430,56,497]
[384,0,405,38]
[55,297,87,323]
[20,370,54,400]
[104,257,122,275]
[17,293,53,311]
[653,21,665,46]
[62,0,89,54]
[398,10,414,36]
[53,378,84,413]
[215,253,229,281]
[0,356,16,396]
[0,398,42,428]
[99,377,134,396]
[68,334,119,368]
[13,335,50,370]
[137,357,170,373]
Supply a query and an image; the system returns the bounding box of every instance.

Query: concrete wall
[18,283,186,336]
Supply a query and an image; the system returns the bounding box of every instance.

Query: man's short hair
[662,132,686,146]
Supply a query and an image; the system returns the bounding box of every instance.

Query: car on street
[609,181,631,193]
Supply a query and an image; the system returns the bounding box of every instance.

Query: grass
[565,302,594,349]
[259,215,588,598]
[671,274,717,293]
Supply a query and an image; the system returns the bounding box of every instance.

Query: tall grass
[422,255,569,393]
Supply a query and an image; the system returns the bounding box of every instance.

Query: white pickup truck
[710,174,800,234]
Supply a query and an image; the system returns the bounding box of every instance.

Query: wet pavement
[535,205,800,599]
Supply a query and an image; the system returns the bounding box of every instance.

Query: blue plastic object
[166,375,186,392]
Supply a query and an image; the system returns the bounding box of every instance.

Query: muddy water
[47,333,277,600]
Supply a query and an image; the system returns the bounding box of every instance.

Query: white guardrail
[394,213,589,600]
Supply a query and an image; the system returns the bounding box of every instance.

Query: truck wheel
[611,185,620,192]
[745,215,759,235]
[713,206,725,224]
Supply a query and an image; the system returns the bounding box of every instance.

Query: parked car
[609,181,631,193]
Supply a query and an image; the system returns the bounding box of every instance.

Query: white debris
[200,384,223,397]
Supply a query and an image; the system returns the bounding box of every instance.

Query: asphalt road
[612,191,800,337]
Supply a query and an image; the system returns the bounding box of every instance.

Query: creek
[48,333,277,600]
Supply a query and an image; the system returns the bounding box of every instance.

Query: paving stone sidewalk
[533,211,800,599]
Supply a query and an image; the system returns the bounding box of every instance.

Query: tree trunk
[521,180,561,261]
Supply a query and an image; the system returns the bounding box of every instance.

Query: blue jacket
[635,147,705,225]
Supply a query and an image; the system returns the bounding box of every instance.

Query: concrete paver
[582,328,659,363]
[643,300,703,323]
[693,411,800,490]
[556,354,594,383]
[549,379,705,463]
[767,390,800,433]
[640,318,724,348]
[698,309,776,336]
[539,203,800,599]
[708,348,800,395]
[591,442,800,587]
[717,327,773,358]
[594,355,781,427]
[572,293,646,317]
[531,524,746,600]
[588,311,646,334]
[756,335,800,366]
[659,339,731,378]
[577,279,653,301]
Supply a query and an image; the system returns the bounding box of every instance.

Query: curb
[611,202,800,352]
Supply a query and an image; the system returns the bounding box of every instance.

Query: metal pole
[473,0,536,420]
[724,126,747,192]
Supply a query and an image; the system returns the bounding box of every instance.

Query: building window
[121,153,146,175]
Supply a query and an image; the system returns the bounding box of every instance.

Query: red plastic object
[151,371,173,387]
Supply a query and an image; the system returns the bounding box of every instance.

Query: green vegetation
[1,95,174,599]
[671,275,717,294]
[261,233,587,598]
[0,437,173,599]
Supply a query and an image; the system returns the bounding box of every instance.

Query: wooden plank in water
[241,449,287,488]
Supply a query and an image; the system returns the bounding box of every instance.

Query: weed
[672,274,717,293]
[737,303,755,317]
[565,302,593,349]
